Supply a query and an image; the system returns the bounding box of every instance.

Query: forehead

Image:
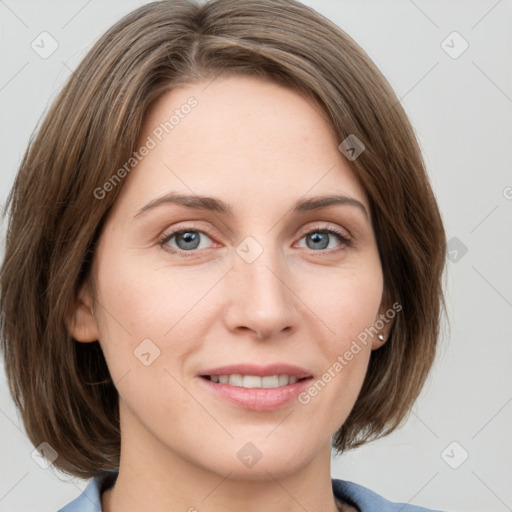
[118,74,369,215]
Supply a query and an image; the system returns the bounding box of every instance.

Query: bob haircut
[1,0,446,479]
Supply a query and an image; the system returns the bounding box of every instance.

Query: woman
[0,1,446,510]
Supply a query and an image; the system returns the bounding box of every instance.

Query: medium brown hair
[0,0,446,478]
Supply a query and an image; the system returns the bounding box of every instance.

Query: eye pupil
[307,232,329,250]
[176,231,200,250]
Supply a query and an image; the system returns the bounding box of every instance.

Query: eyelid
[297,222,351,241]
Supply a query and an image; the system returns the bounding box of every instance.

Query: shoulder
[332,478,447,512]
[57,471,117,512]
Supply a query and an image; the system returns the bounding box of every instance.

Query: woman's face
[86,74,389,478]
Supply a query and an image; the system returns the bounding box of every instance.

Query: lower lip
[197,376,313,411]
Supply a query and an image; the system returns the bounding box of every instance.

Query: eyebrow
[134,192,369,219]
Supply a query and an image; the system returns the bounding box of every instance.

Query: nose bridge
[237,235,290,308]
[224,234,298,338]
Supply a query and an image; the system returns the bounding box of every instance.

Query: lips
[196,363,314,411]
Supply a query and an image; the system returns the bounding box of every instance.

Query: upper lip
[198,363,313,379]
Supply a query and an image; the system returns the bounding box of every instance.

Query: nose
[222,242,300,341]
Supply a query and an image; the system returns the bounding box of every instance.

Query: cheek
[92,245,228,390]
[92,253,200,426]
[294,263,383,416]
[301,259,383,342]
[94,247,215,337]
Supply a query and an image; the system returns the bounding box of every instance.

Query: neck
[102,405,343,512]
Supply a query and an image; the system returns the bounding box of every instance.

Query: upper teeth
[209,375,298,388]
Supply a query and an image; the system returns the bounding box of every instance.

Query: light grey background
[1,1,511,511]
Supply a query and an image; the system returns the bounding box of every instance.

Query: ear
[371,293,397,350]
[65,284,100,343]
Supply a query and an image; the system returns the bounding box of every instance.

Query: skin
[69,74,393,512]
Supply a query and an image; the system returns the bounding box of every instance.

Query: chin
[189,433,321,480]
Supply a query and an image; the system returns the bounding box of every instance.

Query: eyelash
[157,224,352,258]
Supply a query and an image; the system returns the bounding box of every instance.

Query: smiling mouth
[200,374,311,389]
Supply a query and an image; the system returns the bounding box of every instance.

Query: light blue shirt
[58,471,445,512]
